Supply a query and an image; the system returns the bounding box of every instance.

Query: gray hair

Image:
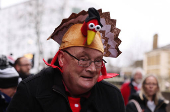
[132,67,144,78]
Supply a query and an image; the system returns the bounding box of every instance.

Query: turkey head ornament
[81,8,103,45]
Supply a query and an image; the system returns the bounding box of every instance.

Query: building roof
[158,44,170,50]
[146,44,170,54]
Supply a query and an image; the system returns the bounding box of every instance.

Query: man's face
[0,87,17,98]
[60,47,103,96]
[18,57,31,75]
[134,72,143,84]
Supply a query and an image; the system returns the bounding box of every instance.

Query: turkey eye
[95,25,101,31]
[88,23,95,29]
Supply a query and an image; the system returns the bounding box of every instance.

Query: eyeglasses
[62,50,106,68]
[144,83,158,86]
[19,64,32,67]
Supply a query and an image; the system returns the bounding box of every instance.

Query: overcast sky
[1,0,169,48]
[0,0,28,8]
[1,0,170,66]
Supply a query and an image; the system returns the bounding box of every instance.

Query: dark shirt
[0,91,11,112]
[19,73,33,80]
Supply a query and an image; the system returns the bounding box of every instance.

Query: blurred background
[0,0,170,109]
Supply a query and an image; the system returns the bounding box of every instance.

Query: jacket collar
[141,94,166,109]
[36,68,68,112]
[36,68,65,96]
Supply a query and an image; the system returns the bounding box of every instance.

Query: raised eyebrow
[75,50,103,60]
[94,57,103,61]
[76,51,90,57]
[75,55,89,60]
[95,55,103,59]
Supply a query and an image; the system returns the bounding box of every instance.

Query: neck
[62,80,91,98]
[69,89,91,98]
[147,95,153,101]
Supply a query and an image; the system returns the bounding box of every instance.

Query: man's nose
[86,62,96,72]
[27,64,31,70]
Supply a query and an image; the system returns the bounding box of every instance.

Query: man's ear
[58,51,64,67]
[15,65,20,71]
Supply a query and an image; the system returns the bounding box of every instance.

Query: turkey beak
[87,30,96,45]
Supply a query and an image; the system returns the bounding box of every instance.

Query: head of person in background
[7,53,15,67]
[14,57,32,80]
[126,74,169,112]
[0,55,20,112]
[131,67,144,87]
[47,58,53,64]
[140,75,168,104]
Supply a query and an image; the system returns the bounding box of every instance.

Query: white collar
[147,100,156,112]
[132,81,141,89]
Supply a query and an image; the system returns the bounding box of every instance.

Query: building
[143,34,170,91]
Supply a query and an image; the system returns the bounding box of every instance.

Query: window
[147,69,160,76]
[147,54,160,66]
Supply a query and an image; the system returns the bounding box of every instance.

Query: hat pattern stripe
[0,68,19,78]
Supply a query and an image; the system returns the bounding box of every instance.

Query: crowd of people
[0,55,33,112]
[126,75,169,112]
[0,7,169,112]
[120,68,169,112]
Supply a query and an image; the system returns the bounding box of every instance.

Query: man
[7,7,125,112]
[120,67,144,105]
[14,57,32,80]
[0,55,19,112]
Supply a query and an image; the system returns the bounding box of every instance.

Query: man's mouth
[81,76,93,79]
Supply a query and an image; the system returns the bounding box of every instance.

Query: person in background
[6,7,125,112]
[7,53,15,67]
[126,74,169,112]
[47,58,53,64]
[14,57,32,80]
[0,55,19,112]
[120,67,144,105]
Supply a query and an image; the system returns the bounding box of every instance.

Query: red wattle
[81,22,87,36]
[97,65,119,82]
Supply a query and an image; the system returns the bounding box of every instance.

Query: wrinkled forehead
[65,46,103,58]
[145,76,158,83]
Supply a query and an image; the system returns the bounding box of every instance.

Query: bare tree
[34,0,45,71]
[14,0,45,71]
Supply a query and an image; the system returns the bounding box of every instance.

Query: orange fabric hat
[59,24,104,53]
[48,8,121,58]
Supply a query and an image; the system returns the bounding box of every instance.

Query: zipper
[53,89,72,112]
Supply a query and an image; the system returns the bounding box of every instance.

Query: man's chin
[79,79,96,89]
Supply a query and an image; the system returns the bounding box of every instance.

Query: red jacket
[120,81,138,105]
